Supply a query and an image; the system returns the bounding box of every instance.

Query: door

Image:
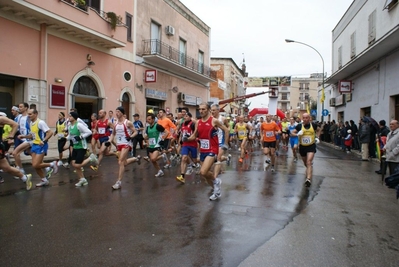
[122,93,130,119]
[179,38,186,66]
[150,22,160,54]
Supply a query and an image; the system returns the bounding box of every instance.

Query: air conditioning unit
[329,98,336,107]
[177,92,186,102]
[166,25,175,36]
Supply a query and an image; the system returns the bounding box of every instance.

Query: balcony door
[179,38,186,66]
[150,22,160,54]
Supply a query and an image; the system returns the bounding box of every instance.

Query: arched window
[73,76,98,96]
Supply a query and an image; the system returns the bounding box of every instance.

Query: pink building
[0,0,213,125]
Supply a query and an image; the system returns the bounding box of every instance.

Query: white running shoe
[36,178,49,187]
[213,178,222,196]
[25,174,32,191]
[163,164,171,169]
[75,178,88,187]
[89,153,99,165]
[227,154,232,166]
[155,170,164,177]
[112,181,121,190]
[57,161,63,167]
[52,161,59,175]
[185,167,193,175]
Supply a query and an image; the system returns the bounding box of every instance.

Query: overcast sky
[180,0,353,109]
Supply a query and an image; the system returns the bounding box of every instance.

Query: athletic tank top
[115,119,132,146]
[96,119,109,137]
[236,123,247,140]
[181,120,197,147]
[30,119,44,145]
[197,116,218,153]
[147,123,163,148]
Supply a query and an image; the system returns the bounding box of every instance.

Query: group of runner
[0,101,320,200]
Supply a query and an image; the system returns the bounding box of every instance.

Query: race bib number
[31,133,36,140]
[149,138,156,145]
[57,133,64,138]
[265,131,274,137]
[238,131,245,136]
[200,139,210,149]
[301,136,312,144]
[98,128,106,134]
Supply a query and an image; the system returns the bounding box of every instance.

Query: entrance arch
[119,87,135,119]
[69,68,105,125]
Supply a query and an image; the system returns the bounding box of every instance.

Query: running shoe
[155,170,164,177]
[185,167,193,175]
[293,157,298,162]
[227,154,232,166]
[271,166,275,172]
[176,175,185,184]
[90,166,98,172]
[25,174,32,190]
[46,167,54,179]
[112,181,121,190]
[52,161,59,175]
[305,179,312,187]
[162,153,168,163]
[163,164,171,169]
[36,178,49,187]
[214,178,222,196]
[57,160,63,167]
[136,155,141,165]
[75,178,88,187]
[89,153,99,165]
[209,193,220,201]
[170,154,176,161]
[265,158,271,164]
[143,156,150,162]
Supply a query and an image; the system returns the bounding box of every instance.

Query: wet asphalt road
[0,144,370,266]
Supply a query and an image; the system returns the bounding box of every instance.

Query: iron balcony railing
[142,39,214,78]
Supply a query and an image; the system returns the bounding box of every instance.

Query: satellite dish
[171,86,179,93]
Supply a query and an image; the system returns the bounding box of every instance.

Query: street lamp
[285,39,325,122]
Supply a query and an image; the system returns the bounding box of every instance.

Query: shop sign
[145,70,157,83]
[50,84,66,108]
[184,94,197,106]
[335,94,344,106]
[145,88,167,100]
[339,80,352,93]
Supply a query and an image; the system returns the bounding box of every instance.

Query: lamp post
[285,39,325,122]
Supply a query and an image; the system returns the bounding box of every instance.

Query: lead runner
[187,102,229,201]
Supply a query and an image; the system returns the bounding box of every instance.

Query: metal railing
[142,39,214,78]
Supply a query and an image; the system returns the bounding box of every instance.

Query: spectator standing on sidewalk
[382,120,399,175]
[350,120,359,150]
[375,120,390,174]
[359,119,371,161]
[344,129,353,153]
[329,120,337,145]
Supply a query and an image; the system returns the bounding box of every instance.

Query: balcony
[0,0,126,48]
[141,39,216,86]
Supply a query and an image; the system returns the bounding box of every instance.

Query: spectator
[375,120,390,174]
[344,129,353,153]
[359,119,371,161]
[382,120,399,175]
[329,120,337,144]
[350,120,359,150]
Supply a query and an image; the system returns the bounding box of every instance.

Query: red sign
[145,70,157,83]
[50,85,66,108]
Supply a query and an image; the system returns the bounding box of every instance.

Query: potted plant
[106,12,118,30]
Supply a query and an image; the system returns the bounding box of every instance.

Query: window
[281,93,288,100]
[338,46,343,69]
[350,31,356,58]
[87,0,100,13]
[198,50,204,74]
[368,10,376,44]
[384,0,398,11]
[126,13,132,42]
[150,22,161,54]
[179,38,186,66]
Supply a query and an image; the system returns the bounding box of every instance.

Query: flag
[306,103,310,114]
[376,139,381,160]
[320,87,325,103]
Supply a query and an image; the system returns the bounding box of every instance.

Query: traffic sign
[322,109,329,116]
[311,109,317,116]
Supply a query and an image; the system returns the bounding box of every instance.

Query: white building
[325,0,399,123]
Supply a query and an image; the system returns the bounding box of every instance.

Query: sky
[180,0,353,109]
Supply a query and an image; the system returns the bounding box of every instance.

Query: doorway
[122,93,130,119]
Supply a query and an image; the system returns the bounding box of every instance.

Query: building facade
[209,58,247,116]
[0,0,213,125]
[325,0,399,123]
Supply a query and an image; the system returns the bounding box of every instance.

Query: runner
[176,112,198,184]
[110,107,141,190]
[187,103,226,201]
[292,113,321,187]
[90,113,100,155]
[210,104,231,179]
[66,111,98,187]
[11,102,31,175]
[55,112,68,167]
[157,109,177,168]
[235,116,251,163]
[226,117,236,149]
[21,109,58,187]
[144,113,168,177]
[281,117,290,150]
[260,114,281,172]
[0,113,32,190]
[90,109,114,171]
[287,117,299,162]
